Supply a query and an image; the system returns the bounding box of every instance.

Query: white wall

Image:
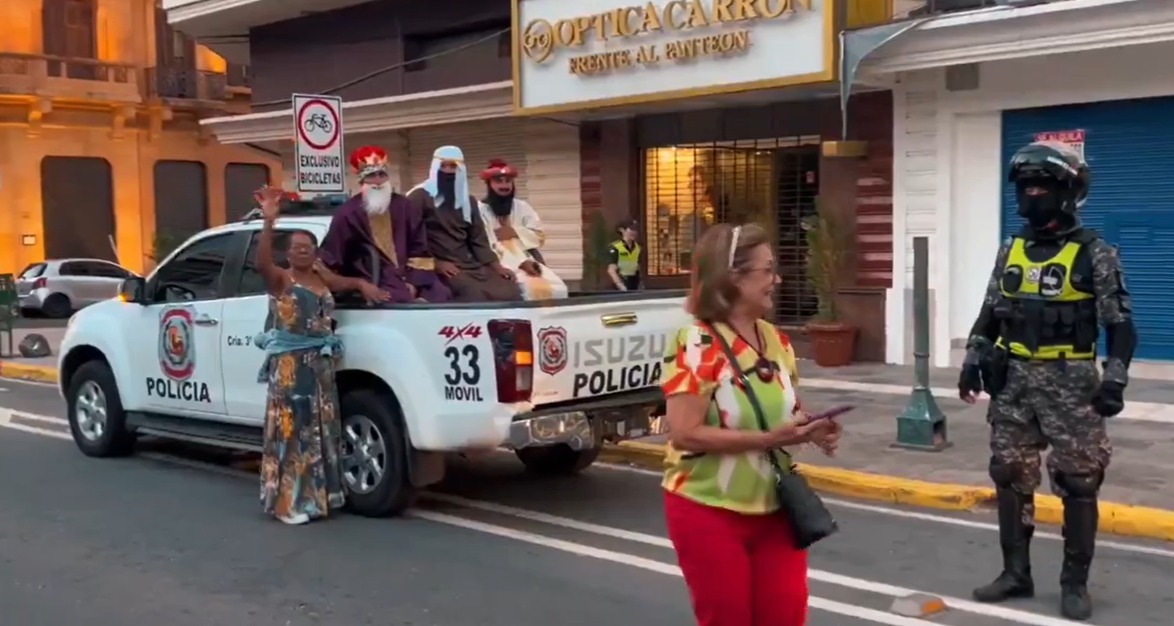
[887,41,1174,366]
[947,113,1001,342]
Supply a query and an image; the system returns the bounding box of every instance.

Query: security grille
[642,136,821,324]
[773,147,821,325]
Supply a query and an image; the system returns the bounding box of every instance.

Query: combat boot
[973,488,1035,602]
[1060,496,1098,621]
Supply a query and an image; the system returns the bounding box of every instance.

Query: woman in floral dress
[253,186,389,524]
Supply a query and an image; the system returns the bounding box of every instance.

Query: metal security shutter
[1002,97,1174,360]
[406,122,528,199]
[523,119,582,281]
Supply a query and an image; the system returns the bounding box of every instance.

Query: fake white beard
[363,184,392,214]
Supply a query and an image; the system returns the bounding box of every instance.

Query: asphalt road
[2,379,1173,626]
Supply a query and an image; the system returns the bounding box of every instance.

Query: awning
[839,0,1170,134]
[201,81,513,144]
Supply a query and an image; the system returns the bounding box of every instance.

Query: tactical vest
[995,237,1098,360]
[611,241,641,277]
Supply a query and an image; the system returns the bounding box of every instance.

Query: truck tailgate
[529,294,689,405]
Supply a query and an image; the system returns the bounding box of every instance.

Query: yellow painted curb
[0,361,58,384]
[603,441,1174,543]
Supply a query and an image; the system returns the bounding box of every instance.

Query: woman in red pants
[661,223,842,626]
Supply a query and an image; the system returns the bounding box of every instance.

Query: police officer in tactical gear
[958,141,1137,621]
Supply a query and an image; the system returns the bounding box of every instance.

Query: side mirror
[117,277,147,304]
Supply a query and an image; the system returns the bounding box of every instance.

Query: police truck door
[135,233,230,417]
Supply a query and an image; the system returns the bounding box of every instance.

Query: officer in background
[607,219,642,291]
[958,141,1136,621]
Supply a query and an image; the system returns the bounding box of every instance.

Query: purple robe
[318,194,451,303]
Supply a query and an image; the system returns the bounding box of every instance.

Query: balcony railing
[146,66,228,101]
[0,52,139,101]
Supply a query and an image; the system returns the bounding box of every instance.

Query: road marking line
[9,411,67,426]
[3,405,1171,561]
[590,458,1174,559]
[0,421,71,440]
[802,378,1174,423]
[0,377,57,388]
[424,493,1103,626]
[412,509,942,626]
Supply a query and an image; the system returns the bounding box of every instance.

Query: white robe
[477,198,568,300]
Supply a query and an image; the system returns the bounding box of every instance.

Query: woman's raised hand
[254,185,285,221]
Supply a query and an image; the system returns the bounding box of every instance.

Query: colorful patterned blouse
[661,319,801,514]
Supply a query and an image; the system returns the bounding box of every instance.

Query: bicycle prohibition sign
[295,96,342,152]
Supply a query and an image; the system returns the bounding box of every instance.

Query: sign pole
[892,236,951,452]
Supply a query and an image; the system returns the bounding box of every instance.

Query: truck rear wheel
[515,444,601,476]
[339,388,416,517]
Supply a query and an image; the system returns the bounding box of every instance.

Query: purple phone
[809,405,855,421]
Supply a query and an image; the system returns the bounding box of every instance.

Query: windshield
[19,263,46,279]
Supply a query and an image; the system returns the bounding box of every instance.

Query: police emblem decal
[537,326,568,376]
[158,306,196,381]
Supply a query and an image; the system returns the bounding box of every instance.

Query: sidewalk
[8,330,1174,541]
[0,327,63,383]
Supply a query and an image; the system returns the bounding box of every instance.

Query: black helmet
[1007,141,1089,213]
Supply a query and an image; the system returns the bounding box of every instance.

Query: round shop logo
[521,19,555,63]
[158,306,196,381]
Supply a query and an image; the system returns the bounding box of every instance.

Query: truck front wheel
[515,444,601,476]
[67,360,135,458]
[339,388,416,517]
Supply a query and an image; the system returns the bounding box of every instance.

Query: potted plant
[148,230,188,268]
[802,201,858,367]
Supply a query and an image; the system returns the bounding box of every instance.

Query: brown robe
[407,188,522,303]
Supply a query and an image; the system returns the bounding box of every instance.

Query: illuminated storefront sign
[512,0,834,114]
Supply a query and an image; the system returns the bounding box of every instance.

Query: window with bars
[642,137,822,325]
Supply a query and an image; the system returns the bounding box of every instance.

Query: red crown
[349,146,389,177]
[480,158,517,181]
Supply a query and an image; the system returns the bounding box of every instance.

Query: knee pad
[988,457,1018,489]
[1053,471,1104,499]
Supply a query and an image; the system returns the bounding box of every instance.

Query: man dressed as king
[319,146,451,303]
[476,159,568,300]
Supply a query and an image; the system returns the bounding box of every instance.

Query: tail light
[487,319,533,403]
[32,277,46,290]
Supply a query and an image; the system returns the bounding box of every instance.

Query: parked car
[17,259,138,318]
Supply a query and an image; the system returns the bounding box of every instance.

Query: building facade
[516,0,896,360]
[174,0,901,360]
[851,0,1174,365]
[0,0,278,274]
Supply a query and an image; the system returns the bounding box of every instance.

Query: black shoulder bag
[711,327,839,550]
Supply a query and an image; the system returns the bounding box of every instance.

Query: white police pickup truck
[56,203,688,517]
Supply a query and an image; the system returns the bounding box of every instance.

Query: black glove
[1091,381,1125,417]
[958,364,983,400]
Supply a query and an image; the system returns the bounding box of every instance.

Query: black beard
[437,172,456,209]
[484,186,515,218]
